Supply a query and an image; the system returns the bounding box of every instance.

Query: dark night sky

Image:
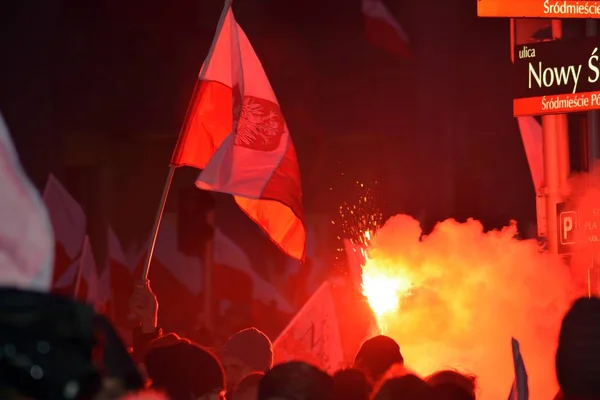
[0,0,539,268]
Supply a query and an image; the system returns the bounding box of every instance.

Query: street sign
[513,37,600,116]
[557,201,600,254]
[478,0,600,18]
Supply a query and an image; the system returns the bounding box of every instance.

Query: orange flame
[360,231,413,331]
[362,257,412,332]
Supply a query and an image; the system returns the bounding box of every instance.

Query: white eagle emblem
[234,96,284,151]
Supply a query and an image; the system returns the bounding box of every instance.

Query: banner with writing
[272,281,344,373]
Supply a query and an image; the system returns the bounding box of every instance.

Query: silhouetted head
[353,335,403,382]
[426,370,476,399]
[333,368,372,400]
[145,342,225,400]
[232,372,264,400]
[556,297,600,399]
[258,361,333,400]
[372,374,433,400]
[222,327,273,390]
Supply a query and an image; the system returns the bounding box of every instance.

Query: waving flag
[0,112,54,292]
[170,3,305,261]
[362,0,412,59]
[508,337,529,400]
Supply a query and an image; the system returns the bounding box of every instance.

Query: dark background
[0,0,537,277]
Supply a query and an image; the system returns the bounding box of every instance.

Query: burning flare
[360,231,413,327]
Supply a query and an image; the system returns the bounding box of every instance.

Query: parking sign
[559,211,577,245]
[557,202,577,255]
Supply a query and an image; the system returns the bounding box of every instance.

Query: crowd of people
[0,109,596,400]
[2,272,599,400]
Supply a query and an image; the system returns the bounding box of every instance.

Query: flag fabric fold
[362,0,413,59]
[170,5,305,261]
[0,112,54,292]
[517,117,543,192]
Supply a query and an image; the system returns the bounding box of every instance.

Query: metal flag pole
[141,166,176,280]
[141,0,233,282]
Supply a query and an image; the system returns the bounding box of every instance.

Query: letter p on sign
[559,211,577,245]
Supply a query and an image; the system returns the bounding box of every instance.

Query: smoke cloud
[365,214,575,400]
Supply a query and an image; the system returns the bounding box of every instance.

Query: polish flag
[42,174,87,286]
[517,117,543,192]
[170,3,305,261]
[362,0,412,59]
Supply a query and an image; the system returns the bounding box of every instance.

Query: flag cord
[141,166,176,280]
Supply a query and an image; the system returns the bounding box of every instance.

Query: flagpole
[141,166,175,280]
[141,0,233,281]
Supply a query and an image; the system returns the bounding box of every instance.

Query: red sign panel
[478,0,600,18]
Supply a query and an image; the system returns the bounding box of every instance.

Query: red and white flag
[42,174,87,286]
[170,3,305,261]
[517,117,543,192]
[362,0,412,59]
[272,281,344,374]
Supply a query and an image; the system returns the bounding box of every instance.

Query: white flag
[0,112,54,292]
